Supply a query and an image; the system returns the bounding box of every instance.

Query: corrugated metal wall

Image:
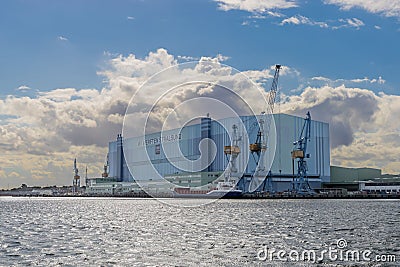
[108,114,330,183]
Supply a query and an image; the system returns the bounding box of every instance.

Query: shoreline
[1,193,399,199]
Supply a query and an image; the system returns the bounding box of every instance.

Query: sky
[0,0,399,188]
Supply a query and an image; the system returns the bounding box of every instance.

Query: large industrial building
[105,113,330,193]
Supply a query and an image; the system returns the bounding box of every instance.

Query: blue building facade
[108,114,330,191]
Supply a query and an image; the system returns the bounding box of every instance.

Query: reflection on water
[0,197,399,266]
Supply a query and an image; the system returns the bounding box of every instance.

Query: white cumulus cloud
[58,36,68,41]
[310,75,386,87]
[324,0,400,18]
[16,85,31,91]
[215,0,298,13]
[280,15,329,28]
[280,15,365,30]
[333,17,365,29]
[345,17,364,27]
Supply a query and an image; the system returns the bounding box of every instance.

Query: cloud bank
[280,86,400,173]
[0,48,399,188]
[216,0,400,18]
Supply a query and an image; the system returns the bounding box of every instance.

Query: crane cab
[291,150,304,159]
[291,150,310,159]
[249,143,267,152]
[224,145,240,155]
[249,143,260,152]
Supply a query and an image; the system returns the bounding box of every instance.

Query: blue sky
[1,0,399,95]
[0,0,400,188]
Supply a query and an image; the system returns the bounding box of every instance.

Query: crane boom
[263,64,281,153]
[249,65,281,155]
[267,64,281,114]
[248,64,281,192]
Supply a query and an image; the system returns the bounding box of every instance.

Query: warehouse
[107,113,330,193]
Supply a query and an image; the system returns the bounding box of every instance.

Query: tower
[116,134,123,182]
[201,115,212,172]
[73,158,80,194]
[85,165,90,187]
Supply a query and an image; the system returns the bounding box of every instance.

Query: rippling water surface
[0,197,399,266]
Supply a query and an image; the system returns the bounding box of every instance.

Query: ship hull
[172,190,242,199]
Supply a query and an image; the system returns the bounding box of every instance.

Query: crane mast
[223,124,241,179]
[220,124,242,192]
[248,64,281,192]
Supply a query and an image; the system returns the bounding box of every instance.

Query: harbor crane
[102,153,109,178]
[223,124,242,189]
[291,111,314,194]
[248,64,281,192]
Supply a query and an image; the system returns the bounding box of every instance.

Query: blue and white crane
[291,111,314,194]
[248,64,281,193]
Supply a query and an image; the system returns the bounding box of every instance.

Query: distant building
[325,166,400,193]
[85,177,171,195]
[330,166,382,183]
[359,181,400,193]
[85,177,136,195]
